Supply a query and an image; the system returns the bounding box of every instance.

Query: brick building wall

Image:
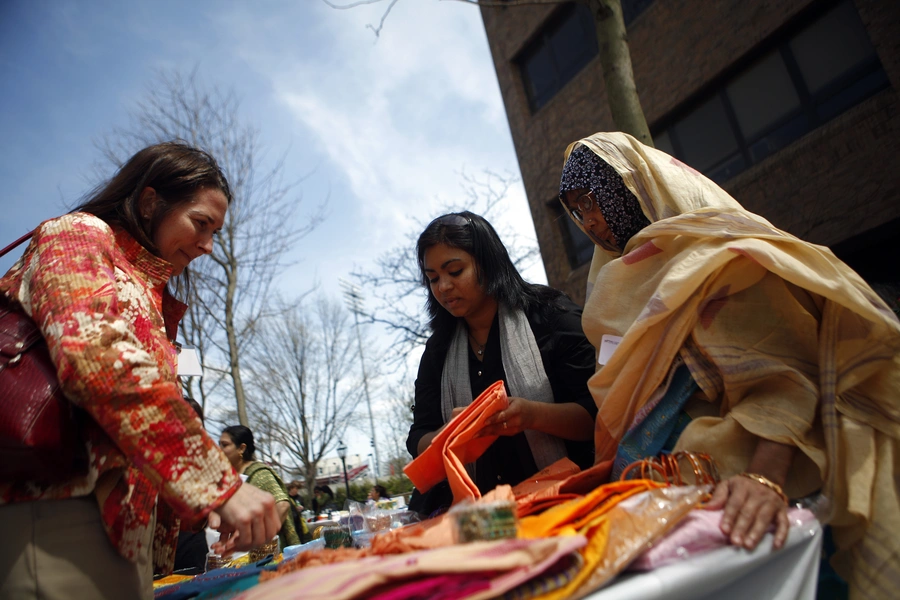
[480,0,899,303]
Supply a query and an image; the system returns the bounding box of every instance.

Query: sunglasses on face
[568,191,597,224]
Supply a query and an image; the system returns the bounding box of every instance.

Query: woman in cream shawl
[559,132,900,598]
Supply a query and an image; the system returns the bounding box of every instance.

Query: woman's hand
[705,475,789,550]
[479,397,593,441]
[416,407,467,455]
[479,397,535,437]
[208,484,281,554]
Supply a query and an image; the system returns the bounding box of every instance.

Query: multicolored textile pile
[153,382,794,599]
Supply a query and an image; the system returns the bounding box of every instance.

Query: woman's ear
[138,187,158,220]
[238,443,247,459]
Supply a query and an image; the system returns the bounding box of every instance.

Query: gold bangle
[739,472,788,505]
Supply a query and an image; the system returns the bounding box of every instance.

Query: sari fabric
[563,132,900,596]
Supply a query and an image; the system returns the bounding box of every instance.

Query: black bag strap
[1,231,35,258]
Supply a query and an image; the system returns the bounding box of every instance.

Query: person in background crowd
[368,484,390,502]
[287,480,304,510]
[407,211,597,516]
[219,426,301,549]
[312,485,335,516]
[558,131,900,598]
[0,142,280,600]
[286,480,311,543]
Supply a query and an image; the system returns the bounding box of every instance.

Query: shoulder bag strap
[1,231,35,258]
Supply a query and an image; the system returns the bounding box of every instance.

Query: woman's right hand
[208,484,281,554]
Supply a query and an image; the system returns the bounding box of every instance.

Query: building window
[622,0,654,25]
[517,3,598,112]
[517,2,655,113]
[654,0,888,183]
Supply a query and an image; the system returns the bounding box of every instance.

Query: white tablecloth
[585,520,823,600]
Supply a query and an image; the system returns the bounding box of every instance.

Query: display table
[587,519,823,600]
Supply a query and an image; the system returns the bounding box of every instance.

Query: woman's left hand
[705,475,789,550]
[478,396,535,437]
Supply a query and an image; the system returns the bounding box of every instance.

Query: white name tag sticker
[177,346,204,377]
[597,335,622,366]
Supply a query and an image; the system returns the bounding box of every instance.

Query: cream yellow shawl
[565,132,900,597]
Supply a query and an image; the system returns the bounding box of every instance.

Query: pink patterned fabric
[237,535,586,600]
[630,507,816,571]
[367,572,493,600]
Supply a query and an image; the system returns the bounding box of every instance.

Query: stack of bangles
[739,473,789,505]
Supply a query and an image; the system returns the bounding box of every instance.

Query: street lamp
[339,278,380,481]
[337,440,350,499]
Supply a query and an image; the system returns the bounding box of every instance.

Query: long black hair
[222,425,256,462]
[416,211,568,346]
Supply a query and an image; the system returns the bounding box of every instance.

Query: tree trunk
[588,0,653,146]
[225,263,249,426]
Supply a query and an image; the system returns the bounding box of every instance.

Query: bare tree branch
[97,67,326,425]
[321,0,652,143]
[377,381,415,476]
[349,169,538,364]
[244,295,371,499]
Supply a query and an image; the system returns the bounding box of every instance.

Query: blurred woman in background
[220,425,301,549]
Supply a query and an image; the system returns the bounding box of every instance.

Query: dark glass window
[675,95,741,173]
[622,0,654,25]
[654,0,888,183]
[517,3,598,112]
[652,130,675,156]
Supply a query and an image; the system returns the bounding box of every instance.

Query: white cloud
[215,1,541,277]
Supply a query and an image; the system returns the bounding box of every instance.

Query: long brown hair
[77,141,232,255]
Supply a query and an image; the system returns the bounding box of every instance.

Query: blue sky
[0,0,546,463]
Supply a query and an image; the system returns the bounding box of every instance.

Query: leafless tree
[322,0,652,145]
[378,381,416,477]
[97,68,325,425]
[244,295,370,500]
[349,169,539,362]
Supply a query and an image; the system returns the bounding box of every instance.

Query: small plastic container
[282,537,325,560]
[450,500,518,543]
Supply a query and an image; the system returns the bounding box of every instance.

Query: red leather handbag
[0,232,88,482]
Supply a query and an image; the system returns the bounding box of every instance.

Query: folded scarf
[405,380,508,503]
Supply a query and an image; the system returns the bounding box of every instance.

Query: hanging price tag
[177,346,203,377]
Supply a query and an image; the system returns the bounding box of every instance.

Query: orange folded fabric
[511,459,615,518]
[404,380,509,503]
[516,494,581,518]
[518,479,659,540]
[510,457,582,498]
[558,459,614,496]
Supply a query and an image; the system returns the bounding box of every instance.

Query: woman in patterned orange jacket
[0,142,281,600]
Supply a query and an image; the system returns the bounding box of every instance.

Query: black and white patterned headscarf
[559,145,650,253]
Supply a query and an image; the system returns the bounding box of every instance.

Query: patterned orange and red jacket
[0,213,241,573]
